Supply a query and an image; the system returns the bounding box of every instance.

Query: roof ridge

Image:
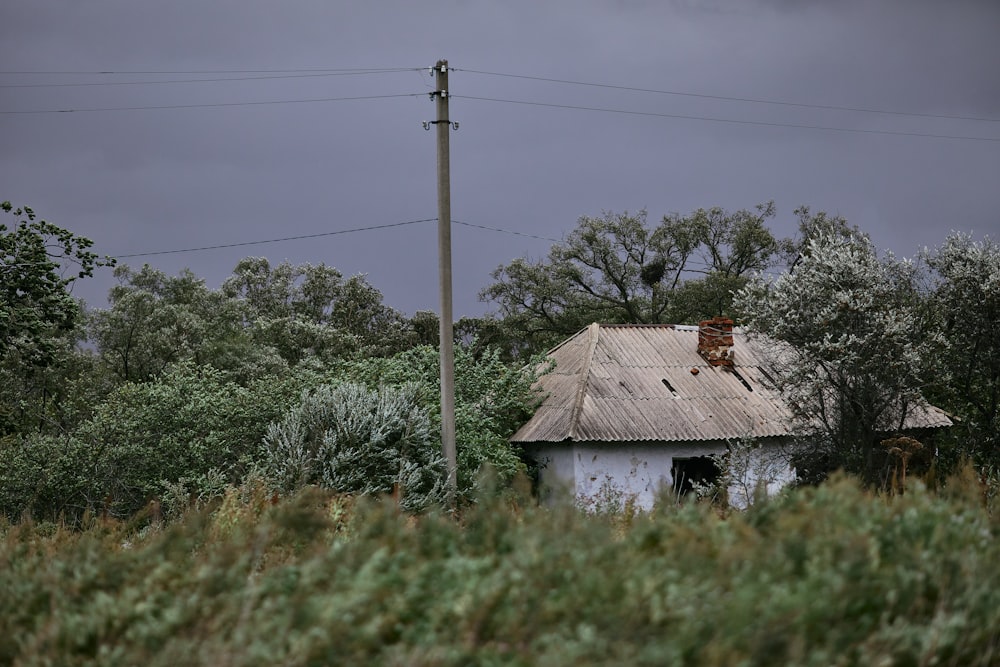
[542,324,592,356]
[597,323,677,328]
[568,322,601,441]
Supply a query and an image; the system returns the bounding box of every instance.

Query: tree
[481,204,787,355]
[88,264,272,384]
[0,202,113,435]
[1,202,111,364]
[734,229,934,485]
[222,257,412,363]
[779,206,865,273]
[0,337,109,437]
[481,210,696,349]
[89,259,415,385]
[923,233,1000,468]
[403,311,528,363]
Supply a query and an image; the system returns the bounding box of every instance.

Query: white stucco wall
[724,443,797,510]
[528,440,795,512]
[530,444,576,501]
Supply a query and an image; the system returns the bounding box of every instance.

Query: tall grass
[1,472,997,666]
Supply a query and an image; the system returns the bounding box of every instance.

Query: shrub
[0,361,311,522]
[335,344,547,497]
[258,382,446,511]
[2,475,999,665]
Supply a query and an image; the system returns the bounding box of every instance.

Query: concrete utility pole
[431,59,457,500]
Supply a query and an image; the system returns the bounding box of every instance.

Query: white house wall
[529,440,795,511]
[725,443,797,510]
[578,442,720,511]
[530,445,576,500]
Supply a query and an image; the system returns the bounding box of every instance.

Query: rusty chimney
[698,316,734,367]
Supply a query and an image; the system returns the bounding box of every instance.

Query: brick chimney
[698,316,734,367]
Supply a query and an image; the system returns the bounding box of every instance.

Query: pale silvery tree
[923,232,1000,467]
[734,231,935,485]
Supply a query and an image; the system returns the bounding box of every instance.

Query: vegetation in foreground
[1,473,998,666]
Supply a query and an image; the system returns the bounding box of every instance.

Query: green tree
[403,311,528,363]
[222,257,412,363]
[481,210,697,350]
[0,202,111,363]
[0,202,113,435]
[734,229,934,484]
[0,340,112,437]
[481,204,787,355]
[785,205,861,264]
[89,259,413,385]
[88,264,275,384]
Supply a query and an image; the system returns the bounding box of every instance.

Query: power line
[455,68,1000,124]
[112,218,437,259]
[453,220,560,243]
[101,216,802,273]
[0,67,421,75]
[0,70,422,89]
[0,92,423,114]
[455,95,1000,143]
[106,217,565,260]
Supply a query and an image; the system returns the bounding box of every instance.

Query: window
[671,456,720,497]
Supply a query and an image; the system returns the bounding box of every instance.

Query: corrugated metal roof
[511,323,952,444]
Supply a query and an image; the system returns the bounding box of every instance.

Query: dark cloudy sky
[2,0,998,318]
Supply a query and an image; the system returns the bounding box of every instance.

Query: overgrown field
[2,474,998,666]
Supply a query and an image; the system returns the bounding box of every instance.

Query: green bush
[1,474,998,665]
[0,433,98,521]
[336,344,547,496]
[258,382,446,511]
[0,361,312,522]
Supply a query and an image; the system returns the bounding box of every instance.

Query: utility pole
[430,59,457,500]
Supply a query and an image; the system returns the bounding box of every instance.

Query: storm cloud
[2,0,997,316]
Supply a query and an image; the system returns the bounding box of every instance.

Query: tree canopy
[1,202,111,365]
[480,203,788,354]
[923,233,1000,469]
[734,229,935,484]
[87,258,417,386]
[0,202,114,435]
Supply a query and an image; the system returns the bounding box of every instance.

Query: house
[512,318,952,510]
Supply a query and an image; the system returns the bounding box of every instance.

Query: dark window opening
[661,377,679,397]
[671,456,720,497]
[731,368,753,392]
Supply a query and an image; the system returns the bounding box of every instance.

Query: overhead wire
[112,218,437,259]
[0,70,424,89]
[3,64,996,142]
[0,67,421,75]
[110,218,565,260]
[108,216,792,277]
[0,92,424,114]
[454,95,1000,143]
[453,220,560,243]
[8,63,982,309]
[454,68,1000,124]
